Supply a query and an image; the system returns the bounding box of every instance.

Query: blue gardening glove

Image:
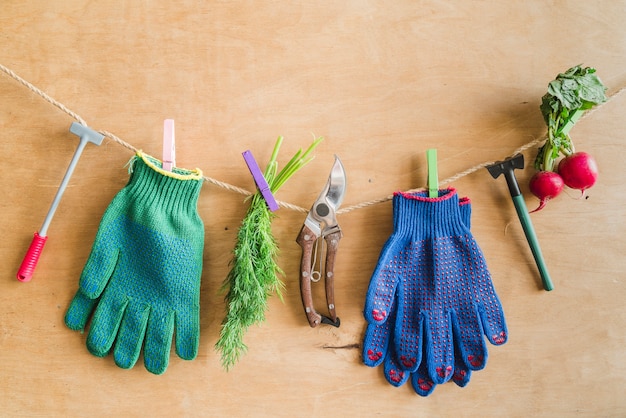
[363,188,507,386]
[65,152,204,375]
[363,197,473,396]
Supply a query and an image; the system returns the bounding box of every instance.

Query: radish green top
[535,65,607,172]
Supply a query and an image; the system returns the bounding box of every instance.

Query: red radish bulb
[558,152,598,192]
[529,171,564,212]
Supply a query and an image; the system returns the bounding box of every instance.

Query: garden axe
[487,154,554,291]
[16,122,105,282]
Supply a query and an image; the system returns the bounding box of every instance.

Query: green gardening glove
[65,152,204,375]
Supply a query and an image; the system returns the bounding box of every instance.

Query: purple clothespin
[242,150,279,211]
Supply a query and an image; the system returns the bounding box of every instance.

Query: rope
[0,63,89,126]
[1,62,623,214]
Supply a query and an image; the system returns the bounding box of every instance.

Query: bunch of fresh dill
[216,135,323,370]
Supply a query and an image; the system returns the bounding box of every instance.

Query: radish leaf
[535,65,607,171]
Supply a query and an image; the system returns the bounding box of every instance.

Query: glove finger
[451,329,472,387]
[411,364,436,397]
[363,322,391,367]
[362,316,393,367]
[79,221,121,298]
[424,311,455,384]
[448,198,474,386]
[479,300,508,346]
[461,236,508,346]
[451,348,472,388]
[363,237,405,325]
[65,289,98,331]
[144,309,175,375]
[86,289,128,357]
[452,305,488,371]
[410,335,437,396]
[393,285,424,372]
[174,308,199,361]
[113,301,150,369]
[383,339,410,387]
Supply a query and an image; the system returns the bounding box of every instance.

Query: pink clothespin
[162,119,175,172]
[242,150,279,211]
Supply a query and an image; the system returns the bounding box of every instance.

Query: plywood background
[2,2,625,417]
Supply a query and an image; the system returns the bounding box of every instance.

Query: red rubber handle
[17,232,48,282]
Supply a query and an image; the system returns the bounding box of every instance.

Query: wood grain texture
[2,2,626,416]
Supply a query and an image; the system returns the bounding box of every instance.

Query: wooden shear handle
[323,230,342,325]
[296,224,341,328]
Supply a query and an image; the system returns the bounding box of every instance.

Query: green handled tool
[487,154,554,291]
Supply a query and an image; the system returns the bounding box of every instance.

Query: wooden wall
[2,2,625,416]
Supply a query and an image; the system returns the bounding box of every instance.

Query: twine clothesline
[1,62,623,214]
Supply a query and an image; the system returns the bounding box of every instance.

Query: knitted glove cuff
[125,152,204,214]
[100,152,206,241]
[392,188,468,237]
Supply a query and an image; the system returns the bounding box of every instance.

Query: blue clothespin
[162,119,175,172]
[242,150,279,211]
[427,149,439,198]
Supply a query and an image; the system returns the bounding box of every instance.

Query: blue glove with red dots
[362,188,507,392]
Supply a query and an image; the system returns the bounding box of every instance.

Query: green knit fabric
[65,152,204,375]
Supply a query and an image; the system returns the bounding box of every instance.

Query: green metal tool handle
[512,194,554,291]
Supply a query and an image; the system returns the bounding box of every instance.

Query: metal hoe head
[487,153,524,179]
[70,122,105,146]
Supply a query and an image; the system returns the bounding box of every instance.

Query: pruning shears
[296,156,346,328]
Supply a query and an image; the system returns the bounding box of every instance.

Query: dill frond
[216,136,322,370]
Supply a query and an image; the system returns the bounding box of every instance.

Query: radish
[529,65,606,211]
[558,152,598,192]
[529,171,564,212]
